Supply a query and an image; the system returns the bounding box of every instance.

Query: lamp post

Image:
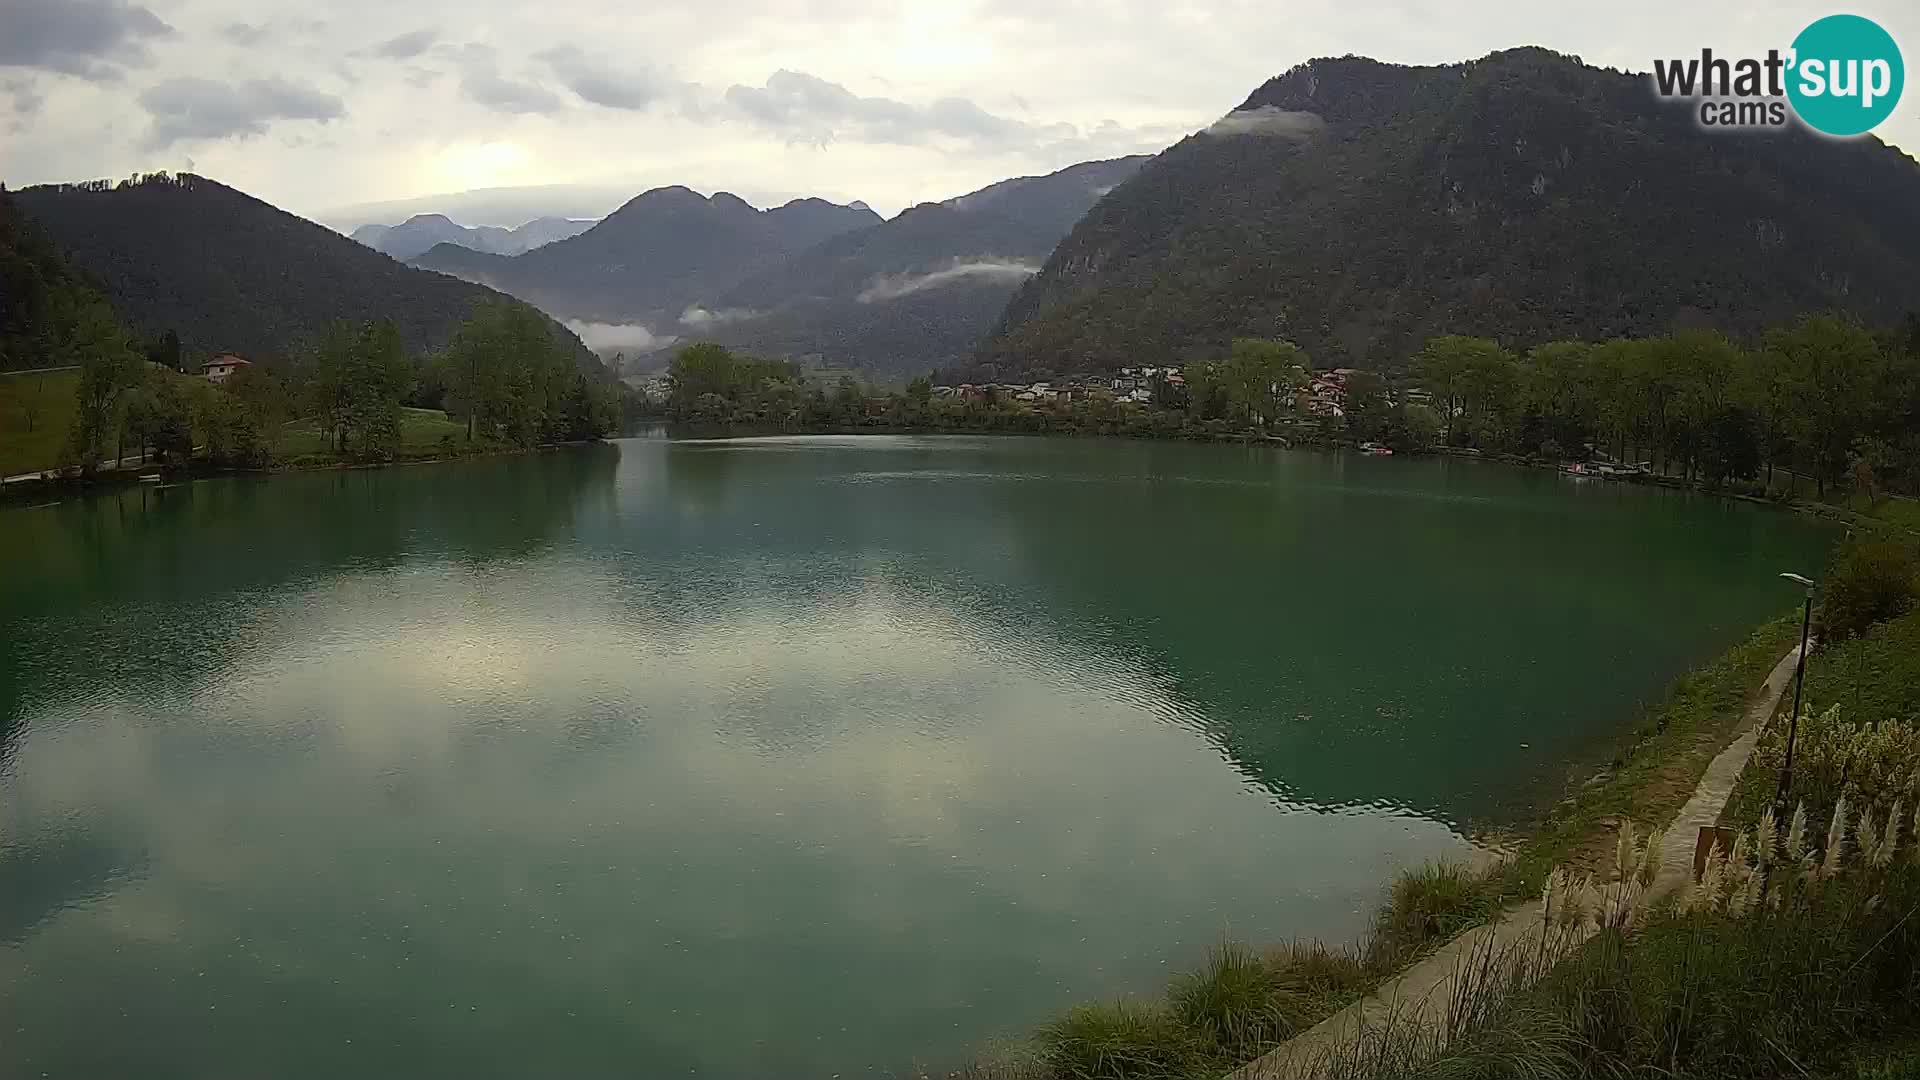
[1775,572,1816,808]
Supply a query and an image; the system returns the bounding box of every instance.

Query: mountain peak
[984,51,1920,375]
[610,186,709,216]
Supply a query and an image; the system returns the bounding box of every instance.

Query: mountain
[941,156,1147,235]
[689,157,1148,372]
[350,213,594,260]
[979,49,1920,377]
[14,173,596,367]
[410,187,881,324]
[1,186,123,371]
[322,184,648,235]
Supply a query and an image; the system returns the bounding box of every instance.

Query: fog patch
[679,305,760,327]
[856,259,1040,303]
[564,319,676,354]
[1204,106,1325,139]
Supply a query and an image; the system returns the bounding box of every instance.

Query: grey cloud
[1204,106,1325,139]
[2,75,44,132]
[222,22,268,46]
[456,44,562,114]
[139,76,344,148]
[856,258,1039,303]
[373,30,437,60]
[726,70,1044,147]
[0,0,172,79]
[540,45,666,110]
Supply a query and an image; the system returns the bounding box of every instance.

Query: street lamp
[1775,571,1816,808]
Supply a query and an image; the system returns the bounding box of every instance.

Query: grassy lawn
[276,407,472,459]
[0,369,80,476]
[1854,494,1920,534]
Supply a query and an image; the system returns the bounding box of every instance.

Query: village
[931,365,1434,419]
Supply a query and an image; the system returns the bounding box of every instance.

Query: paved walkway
[3,453,158,486]
[1227,643,1809,1079]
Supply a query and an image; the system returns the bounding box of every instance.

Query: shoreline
[0,438,612,505]
[14,424,1906,545]
[944,613,1810,1079]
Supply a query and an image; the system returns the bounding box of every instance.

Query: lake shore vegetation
[2,299,624,492]
[655,309,1920,517]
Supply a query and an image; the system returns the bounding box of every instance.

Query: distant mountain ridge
[694,156,1147,372]
[980,49,1920,376]
[15,173,597,368]
[351,214,594,260]
[411,187,882,324]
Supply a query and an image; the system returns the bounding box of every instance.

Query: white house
[203,354,251,384]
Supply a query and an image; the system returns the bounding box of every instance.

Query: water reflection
[0,437,1834,1079]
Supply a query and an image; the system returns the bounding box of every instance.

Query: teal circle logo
[1787,14,1904,136]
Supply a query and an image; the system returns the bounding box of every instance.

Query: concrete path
[3,453,159,485]
[1227,642,1809,1079]
[1647,642,1807,901]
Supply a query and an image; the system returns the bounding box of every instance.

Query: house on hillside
[203,354,251,384]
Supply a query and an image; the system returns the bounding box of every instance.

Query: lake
[0,436,1835,1078]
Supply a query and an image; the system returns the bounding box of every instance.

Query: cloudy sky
[4,0,1916,226]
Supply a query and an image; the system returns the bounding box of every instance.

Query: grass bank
[1721,604,1920,840]
[938,615,1807,1079]
[0,368,80,476]
[273,406,473,463]
[1299,608,1920,1080]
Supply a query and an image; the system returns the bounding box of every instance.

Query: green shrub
[1036,1001,1206,1080]
[1852,1045,1920,1080]
[1262,940,1370,1000]
[1818,539,1918,642]
[1366,861,1504,969]
[1167,942,1292,1059]
[1731,701,1920,833]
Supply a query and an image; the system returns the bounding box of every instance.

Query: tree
[1414,336,1512,444]
[62,301,139,474]
[438,300,586,444]
[1768,315,1883,498]
[300,318,411,460]
[1222,338,1307,428]
[1389,402,1442,453]
[341,319,410,460]
[1698,405,1761,486]
[201,391,269,466]
[1521,341,1596,454]
[144,329,182,371]
[1183,360,1229,422]
[1817,540,1917,641]
[145,372,195,462]
[1342,370,1389,440]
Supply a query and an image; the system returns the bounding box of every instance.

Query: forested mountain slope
[978,49,1920,377]
[1,187,123,371]
[15,174,595,366]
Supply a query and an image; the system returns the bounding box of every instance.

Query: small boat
[1357,441,1394,456]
